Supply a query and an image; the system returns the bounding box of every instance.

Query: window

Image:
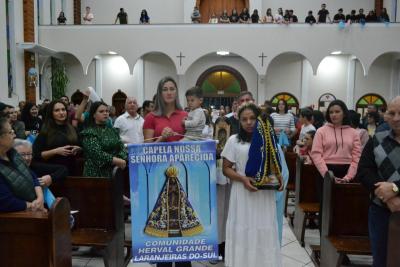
[271,92,299,114]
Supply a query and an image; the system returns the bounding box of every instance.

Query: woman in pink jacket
[311,100,361,231]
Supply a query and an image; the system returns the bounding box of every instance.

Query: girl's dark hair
[325,100,350,125]
[348,110,361,128]
[277,99,289,114]
[88,101,108,127]
[41,100,78,145]
[312,110,325,129]
[21,102,37,122]
[367,111,380,124]
[237,103,260,143]
[306,130,316,139]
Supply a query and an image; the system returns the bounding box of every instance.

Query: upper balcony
[38,23,400,76]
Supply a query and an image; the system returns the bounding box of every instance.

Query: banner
[129,141,218,263]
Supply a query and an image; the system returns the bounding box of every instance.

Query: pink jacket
[310,123,361,181]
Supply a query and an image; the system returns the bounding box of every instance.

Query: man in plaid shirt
[356,96,400,267]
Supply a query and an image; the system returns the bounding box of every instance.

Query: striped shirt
[271,112,296,137]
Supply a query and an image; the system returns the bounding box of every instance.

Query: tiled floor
[72,201,373,267]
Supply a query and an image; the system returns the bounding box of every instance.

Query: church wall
[142,54,178,102]
[0,0,8,103]
[65,57,95,100]
[354,54,392,105]
[308,55,349,106]
[81,0,184,24]
[184,55,259,104]
[262,0,375,22]
[263,53,303,104]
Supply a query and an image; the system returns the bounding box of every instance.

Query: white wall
[81,0,184,24]
[354,54,392,105]
[65,55,95,100]
[308,55,349,106]
[0,0,8,103]
[264,53,303,104]
[262,0,375,20]
[143,53,177,101]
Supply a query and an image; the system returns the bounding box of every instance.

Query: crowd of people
[0,80,399,266]
[55,4,391,25]
[193,4,391,24]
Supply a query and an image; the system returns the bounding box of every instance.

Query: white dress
[221,135,282,267]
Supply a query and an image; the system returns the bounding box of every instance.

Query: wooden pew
[320,175,371,267]
[51,167,125,267]
[0,197,72,267]
[284,151,297,220]
[387,211,400,267]
[293,157,320,247]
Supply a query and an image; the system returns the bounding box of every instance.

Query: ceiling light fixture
[108,51,117,55]
[216,51,230,56]
[331,51,342,55]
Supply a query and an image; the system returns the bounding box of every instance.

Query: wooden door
[198,0,248,23]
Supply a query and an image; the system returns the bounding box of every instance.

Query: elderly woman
[15,139,67,187]
[81,101,127,177]
[0,117,44,212]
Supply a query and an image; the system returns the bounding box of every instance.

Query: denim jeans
[368,203,390,267]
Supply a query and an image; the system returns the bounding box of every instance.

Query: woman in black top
[251,9,260,23]
[239,8,250,23]
[33,100,81,173]
[57,11,67,25]
[230,8,239,23]
[139,9,150,24]
[21,102,42,134]
[379,8,390,22]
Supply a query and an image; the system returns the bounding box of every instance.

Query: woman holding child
[143,76,190,267]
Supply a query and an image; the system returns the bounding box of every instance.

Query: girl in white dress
[221,103,282,267]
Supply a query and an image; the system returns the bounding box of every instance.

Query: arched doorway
[318,93,336,112]
[356,93,387,117]
[271,92,300,114]
[197,0,248,23]
[112,89,127,116]
[196,65,247,109]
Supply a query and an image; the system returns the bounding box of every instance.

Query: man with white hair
[356,96,400,267]
[114,97,144,144]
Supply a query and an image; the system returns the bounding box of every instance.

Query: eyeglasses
[19,153,33,158]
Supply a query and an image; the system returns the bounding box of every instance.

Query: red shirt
[143,110,188,142]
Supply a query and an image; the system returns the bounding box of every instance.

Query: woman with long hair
[143,77,189,267]
[222,102,284,266]
[143,76,187,143]
[81,101,127,177]
[271,99,296,140]
[33,100,80,175]
[311,100,361,231]
[21,102,42,134]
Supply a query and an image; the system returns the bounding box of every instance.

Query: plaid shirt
[357,130,400,207]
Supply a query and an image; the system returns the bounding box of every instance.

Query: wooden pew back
[388,211,400,267]
[295,157,320,205]
[51,167,125,266]
[0,198,72,267]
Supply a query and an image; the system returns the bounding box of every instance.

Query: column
[0,0,8,101]
[300,59,311,107]
[95,56,103,98]
[257,74,266,104]
[177,74,186,106]
[249,0,262,14]
[184,0,196,23]
[390,60,400,99]
[52,0,62,25]
[133,58,145,104]
[346,56,357,109]
[64,0,74,25]
[39,0,51,25]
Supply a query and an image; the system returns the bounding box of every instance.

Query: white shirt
[83,12,94,24]
[114,112,144,144]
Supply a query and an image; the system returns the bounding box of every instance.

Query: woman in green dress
[81,101,127,177]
